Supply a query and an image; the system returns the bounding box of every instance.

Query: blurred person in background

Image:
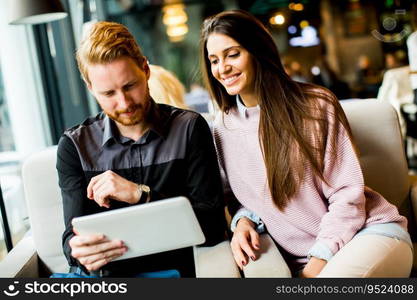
[402,2,417,163]
[283,59,308,83]
[148,64,188,109]
[408,2,417,105]
[185,82,212,113]
[185,82,219,126]
[354,55,381,98]
[311,58,351,100]
[377,57,413,139]
[384,50,408,71]
[289,61,308,83]
[379,3,417,162]
[282,57,308,83]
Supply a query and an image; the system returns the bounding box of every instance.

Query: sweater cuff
[307,240,334,262]
[230,208,265,234]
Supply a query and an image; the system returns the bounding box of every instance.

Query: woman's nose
[219,60,232,75]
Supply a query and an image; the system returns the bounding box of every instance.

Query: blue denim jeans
[50,267,180,278]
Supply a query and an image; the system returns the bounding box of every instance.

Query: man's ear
[86,81,98,101]
[85,79,94,94]
[81,69,93,92]
[142,58,150,80]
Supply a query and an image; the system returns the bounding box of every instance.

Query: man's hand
[299,256,327,278]
[69,233,127,272]
[87,170,140,208]
[230,217,260,270]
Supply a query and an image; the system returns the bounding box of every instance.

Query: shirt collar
[102,114,118,146]
[236,95,259,118]
[101,99,167,147]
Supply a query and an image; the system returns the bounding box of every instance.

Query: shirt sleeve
[185,115,227,246]
[56,134,88,270]
[230,207,265,234]
[312,104,367,258]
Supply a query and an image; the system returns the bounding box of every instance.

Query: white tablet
[71,196,206,261]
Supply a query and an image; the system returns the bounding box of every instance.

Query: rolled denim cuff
[230,208,265,233]
[307,241,334,262]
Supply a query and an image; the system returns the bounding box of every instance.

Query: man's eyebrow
[208,45,241,57]
[123,80,137,86]
[97,80,137,94]
[98,89,114,95]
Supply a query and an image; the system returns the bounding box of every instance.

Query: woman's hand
[230,217,260,270]
[299,257,327,278]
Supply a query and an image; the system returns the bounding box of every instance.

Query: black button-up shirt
[56,101,226,277]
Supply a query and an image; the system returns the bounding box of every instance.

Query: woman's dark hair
[200,10,354,210]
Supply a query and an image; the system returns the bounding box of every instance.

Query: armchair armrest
[408,175,417,273]
[193,240,241,277]
[410,175,417,223]
[0,235,40,278]
[243,234,291,278]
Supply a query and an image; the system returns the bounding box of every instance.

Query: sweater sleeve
[212,122,243,221]
[312,104,367,258]
[212,121,265,235]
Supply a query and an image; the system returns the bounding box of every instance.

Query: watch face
[139,184,150,204]
[142,185,150,193]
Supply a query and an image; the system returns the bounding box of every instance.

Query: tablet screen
[72,196,205,261]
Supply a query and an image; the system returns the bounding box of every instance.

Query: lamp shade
[9,0,68,25]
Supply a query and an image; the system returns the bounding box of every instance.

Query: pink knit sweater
[213,101,407,264]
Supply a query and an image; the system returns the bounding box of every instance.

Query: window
[0,66,11,259]
[0,63,28,261]
[0,70,14,152]
[0,3,54,260]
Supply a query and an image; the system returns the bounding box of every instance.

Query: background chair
[0,147,240,278]
[241,99,417,277]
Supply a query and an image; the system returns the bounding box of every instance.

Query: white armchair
[0,147,240,278]
[239,99,417,277]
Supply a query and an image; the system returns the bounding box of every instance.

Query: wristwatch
[138,184,151,203]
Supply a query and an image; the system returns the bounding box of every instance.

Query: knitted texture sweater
[213,101,407,266]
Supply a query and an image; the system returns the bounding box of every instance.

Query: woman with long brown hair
[200,10,412,277]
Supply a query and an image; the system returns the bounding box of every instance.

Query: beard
[105,97,151,126]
